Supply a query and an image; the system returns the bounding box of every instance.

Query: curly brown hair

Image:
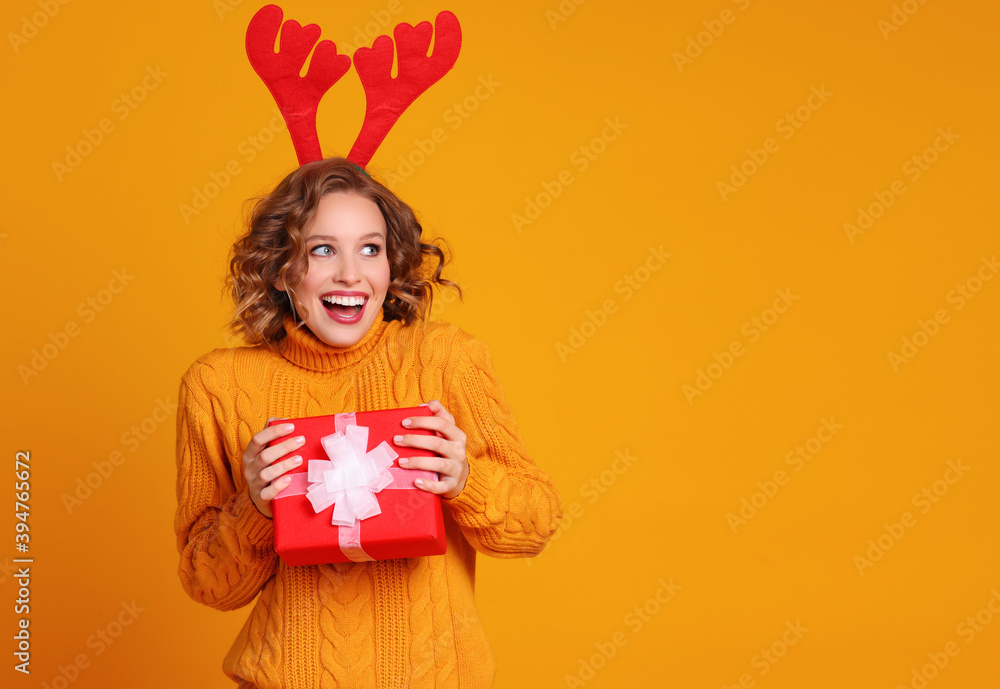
[227,157,460,346]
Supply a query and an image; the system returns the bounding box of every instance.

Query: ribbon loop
[304,414,399,530]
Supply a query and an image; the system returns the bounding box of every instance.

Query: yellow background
[3,0,999,687]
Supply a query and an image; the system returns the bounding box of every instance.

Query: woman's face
[281,192,391,348]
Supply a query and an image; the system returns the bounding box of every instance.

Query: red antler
[245,5,351,165]
[348,11,462,167]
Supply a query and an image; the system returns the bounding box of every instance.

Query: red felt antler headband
[245,4,462,168]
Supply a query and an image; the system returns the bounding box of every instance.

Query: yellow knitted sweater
[174,312,562,689]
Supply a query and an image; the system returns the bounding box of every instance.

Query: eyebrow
[307,232,385,243]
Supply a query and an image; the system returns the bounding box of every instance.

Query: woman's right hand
[242,419,305,518]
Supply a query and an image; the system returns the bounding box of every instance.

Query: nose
[333,252,360,285]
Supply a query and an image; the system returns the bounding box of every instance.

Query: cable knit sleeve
[443,337,563,558]
[174,359,279,611]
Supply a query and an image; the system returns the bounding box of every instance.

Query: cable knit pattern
[174,314,562,688]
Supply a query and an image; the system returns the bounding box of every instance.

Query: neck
[278,311,389,372]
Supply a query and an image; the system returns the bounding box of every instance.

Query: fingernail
[398,457,409,465]
[415,479,424,486]
[294,436,305,444]
[292,456,302,464]
[284,476,292,484]
[418,403,430,407]
[283,423,295,432]
[401,418,412,427]
[393,435,404,444]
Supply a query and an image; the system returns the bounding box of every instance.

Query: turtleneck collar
[278,310,389,372]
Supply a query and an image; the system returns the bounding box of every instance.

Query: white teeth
[322,295,366,306]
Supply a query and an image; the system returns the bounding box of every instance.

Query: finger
[401,414,455,437]
[260,475,294,503]
[260,454,304,483]
[246,422,296,458]
[401,416,467,446]
[413,475,451,495]
[393,433,455,458]
[257,434,307,466]
[421,399,454,424]
[398,455,454,476]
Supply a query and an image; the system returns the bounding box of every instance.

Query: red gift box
[268,406,446,566]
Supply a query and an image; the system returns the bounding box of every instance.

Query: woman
[174,157,562,688]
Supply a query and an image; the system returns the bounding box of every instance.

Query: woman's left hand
[395,399,469,499]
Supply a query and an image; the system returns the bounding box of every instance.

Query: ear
[273,277,287,292]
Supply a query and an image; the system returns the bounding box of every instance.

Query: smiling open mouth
[321,294,366,318]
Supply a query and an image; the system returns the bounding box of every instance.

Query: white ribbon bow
[304,423,399,527]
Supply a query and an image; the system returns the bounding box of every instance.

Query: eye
[310,244,334,257]
[360,244,382,257]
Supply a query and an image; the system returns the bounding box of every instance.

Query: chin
[303,299,383,348]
